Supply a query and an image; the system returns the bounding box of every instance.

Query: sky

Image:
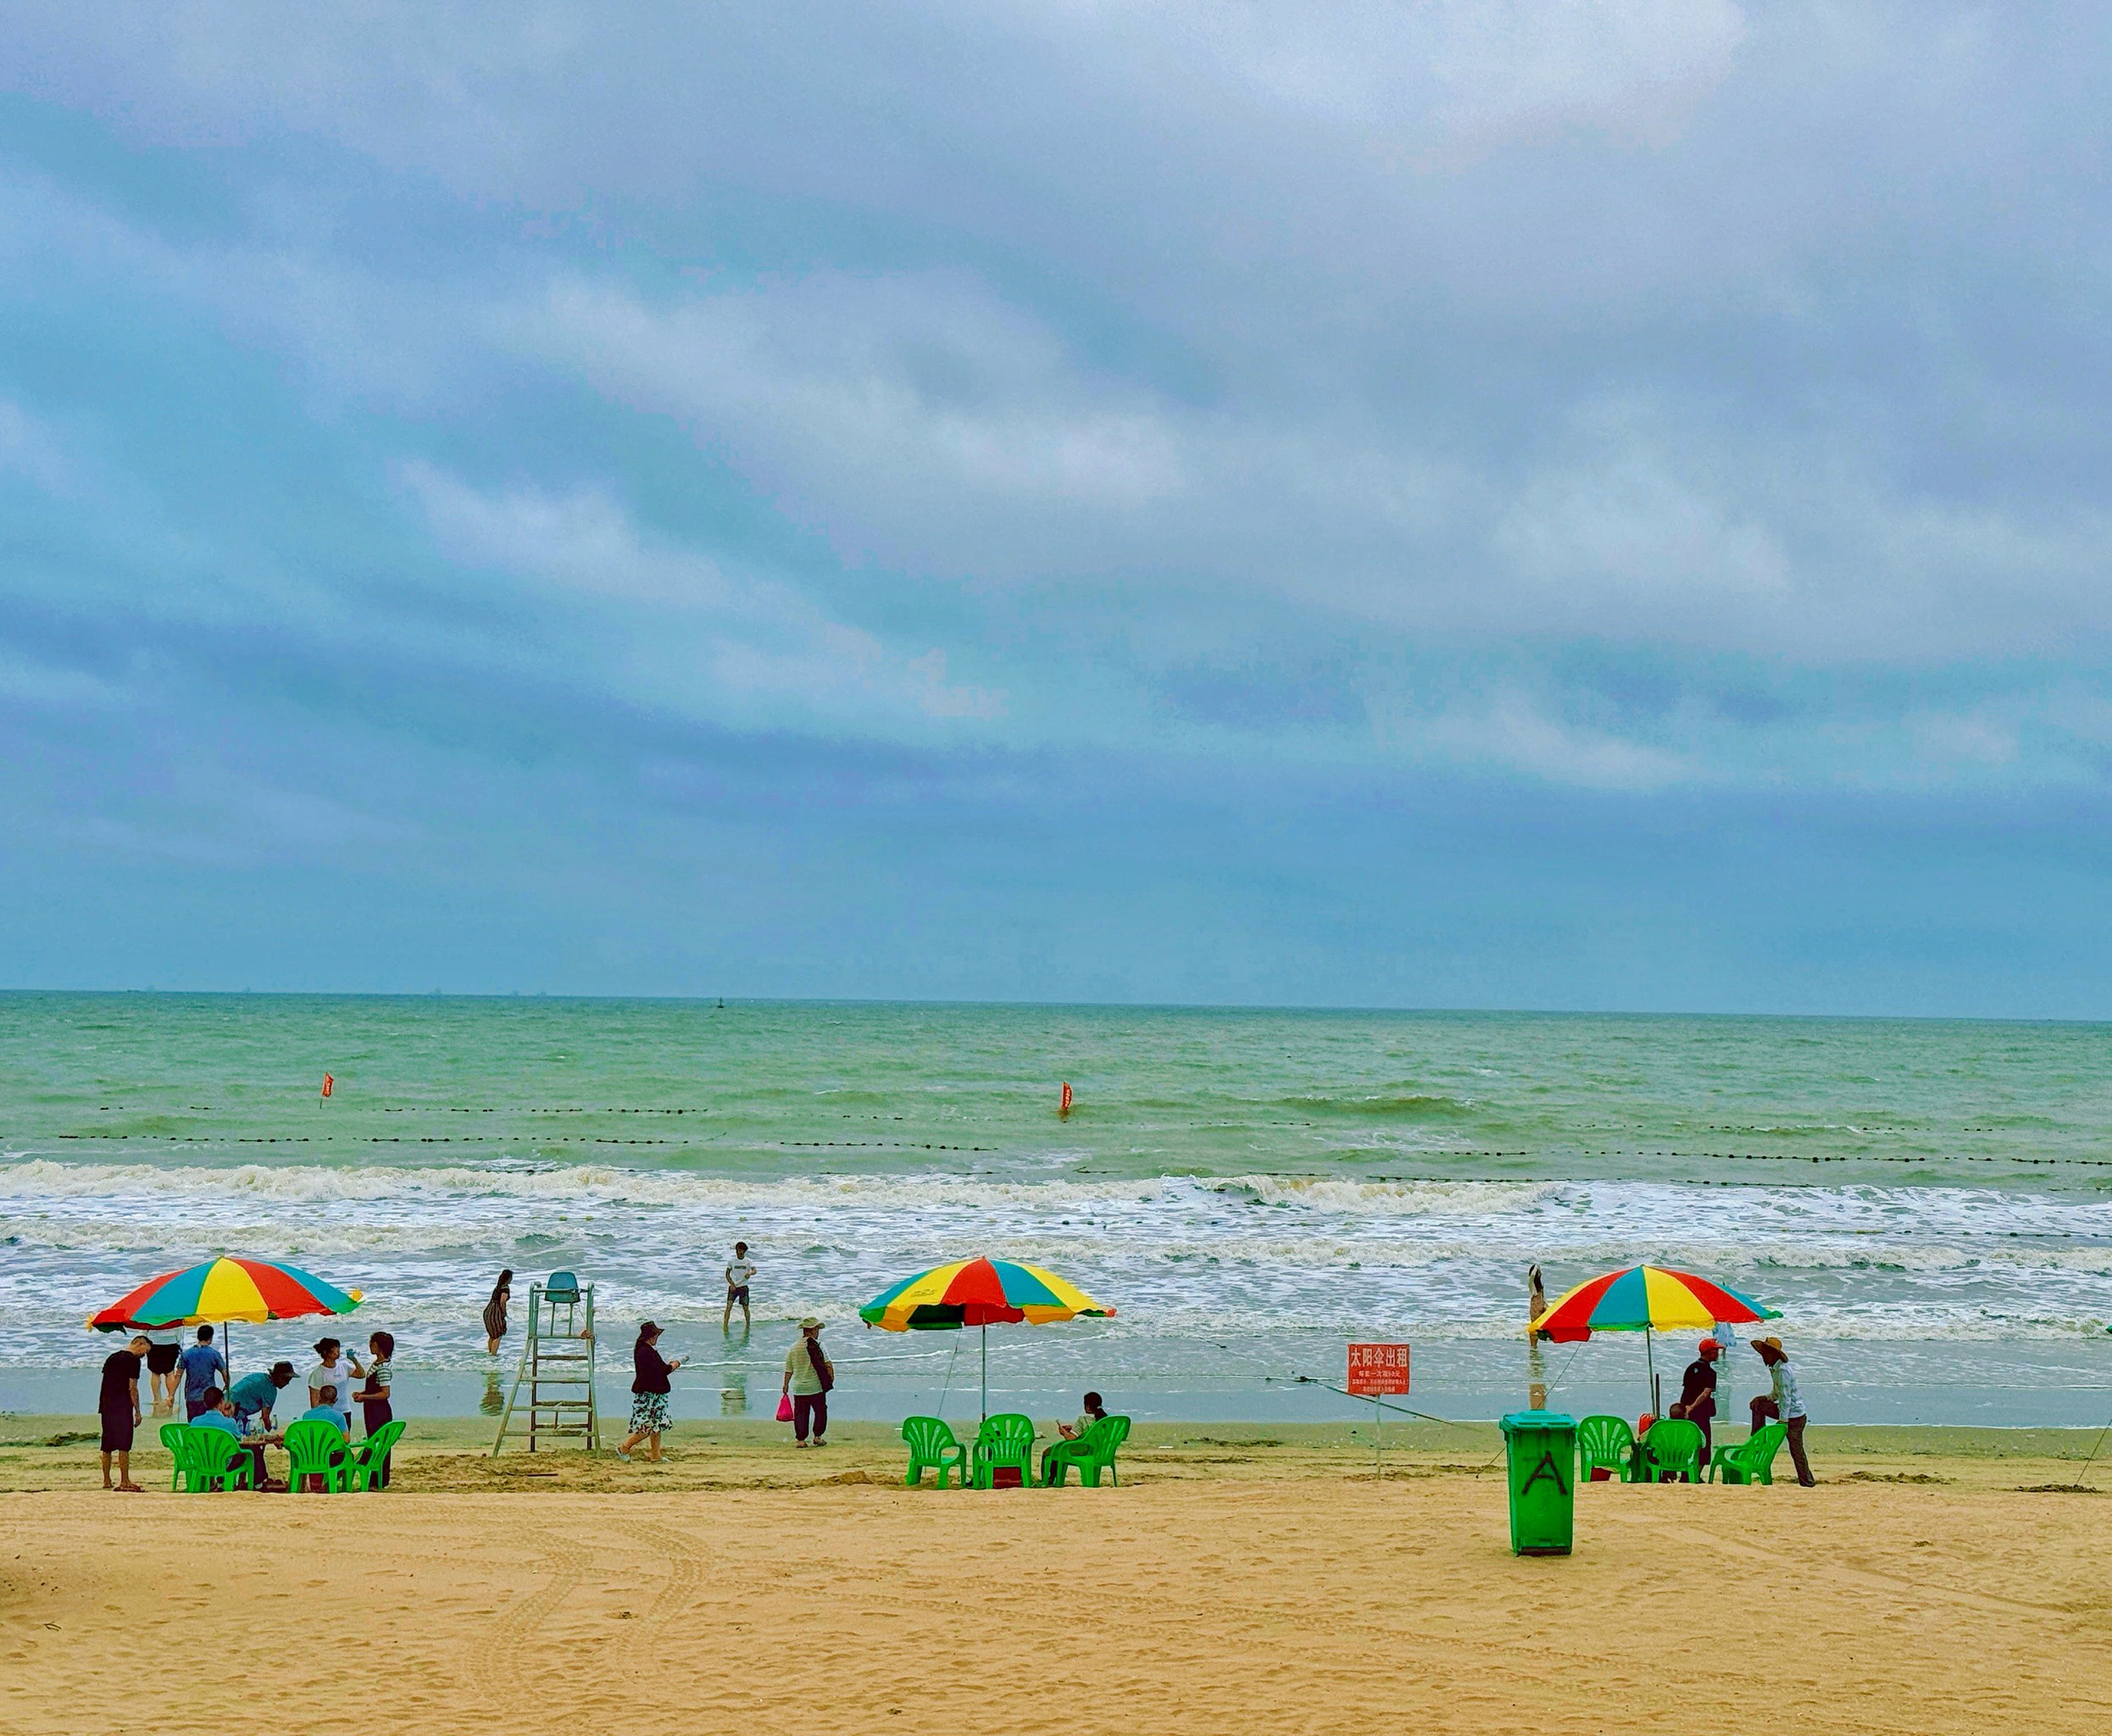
[3,2,2110,1014]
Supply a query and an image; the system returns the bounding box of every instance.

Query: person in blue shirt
[192,1388,241,1439]
[293,1383,350,1491]
[228,1362,296,1432]
[192,1386,269,1488]
[298,1383,347,1429]
[177,1326,228,1422]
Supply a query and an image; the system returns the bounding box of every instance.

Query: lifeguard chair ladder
[492,1272,598,1455]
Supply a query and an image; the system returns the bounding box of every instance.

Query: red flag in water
[1059,1081,1073,1116]
[321,1073,334,1099]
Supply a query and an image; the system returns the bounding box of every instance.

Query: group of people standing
[481,1246,830,1463]
[1667,1332,1817,1485]
[97,1326,396,1492]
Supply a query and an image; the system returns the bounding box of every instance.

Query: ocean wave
[1267,1092,1479,1120]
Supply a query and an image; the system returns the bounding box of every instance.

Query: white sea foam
[3,1157,2107,1377]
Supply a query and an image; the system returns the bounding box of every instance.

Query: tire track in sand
[462,1523,597,1710]
[598,1514,711,1663]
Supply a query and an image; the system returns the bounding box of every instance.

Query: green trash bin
[1499,1411,1576,1556]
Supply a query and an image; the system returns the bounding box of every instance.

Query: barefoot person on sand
[618,1321,682,1462]
[98,1333,149,1492]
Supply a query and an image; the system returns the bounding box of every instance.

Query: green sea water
[3,994,2109,1423]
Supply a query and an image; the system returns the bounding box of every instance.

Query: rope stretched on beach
[1290,1375,1477,1429]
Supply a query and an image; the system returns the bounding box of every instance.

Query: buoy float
[321,1073,334,1099]
[1059,1081,1072,1116]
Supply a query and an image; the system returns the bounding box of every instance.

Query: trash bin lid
[1499,1410,1576,1433]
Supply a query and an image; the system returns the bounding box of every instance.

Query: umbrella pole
[981,1325,988,1425]
[1646,1327,1659,1417]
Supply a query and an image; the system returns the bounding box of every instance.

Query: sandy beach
[3,1420,2107,1734]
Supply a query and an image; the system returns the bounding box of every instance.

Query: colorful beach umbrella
[1530,1263,1778,1414]
[1530,1264,1776,1343]
[87,1256,363,1330]
[859,1256,1113,1420]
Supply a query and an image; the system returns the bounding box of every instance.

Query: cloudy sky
[3,3,2109,1012]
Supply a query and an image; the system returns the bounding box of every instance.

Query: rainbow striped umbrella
[859,1256,1113,1419]
[1530,1265,1775,1344]
[1530,1263,1777,1412]
[87,1257,363,1331]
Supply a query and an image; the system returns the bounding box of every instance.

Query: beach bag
[815,1350,834,1394]
[775,1394,794,1422]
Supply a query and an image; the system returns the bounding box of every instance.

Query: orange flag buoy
[1059,1081,1072,1116]
[321,1073,334,1099]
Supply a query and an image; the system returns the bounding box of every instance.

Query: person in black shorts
[99,1333,151,1492]
[143,1332,182,1416]
[722,1242,756,1333]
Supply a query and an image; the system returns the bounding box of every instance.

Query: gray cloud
[2,0,2110,801]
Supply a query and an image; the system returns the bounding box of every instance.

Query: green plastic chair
[1641,1416,1705,1483]
[347,1419,405,1492]
[1576,1414,1637,1483]
[901,1416,967,1488]
[970,1413,1037,1488]
[191,1427,256,1492]
[1708,1422,1787,1485]
[160,1423,209,1493]
[1042,1414,1131,1487]
[284,1418,353,1493]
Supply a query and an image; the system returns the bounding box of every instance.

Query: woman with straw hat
[782,1318,832,1449]
[1748,1336,1816,1486]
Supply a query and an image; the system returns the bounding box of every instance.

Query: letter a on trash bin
[1520,1451,1569,1497]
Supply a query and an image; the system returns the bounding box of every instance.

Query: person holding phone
[617,1321,681,1462]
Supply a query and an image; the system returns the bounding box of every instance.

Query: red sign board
[1347,1342,1411,1396]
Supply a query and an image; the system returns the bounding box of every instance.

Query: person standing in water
[143,1327,182,1416]
[483,1269,513,1357]
[723,1242,756,1332]
[1526,1264,1549,1406]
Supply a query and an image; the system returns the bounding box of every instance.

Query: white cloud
[397,461,1003,726]
[1411,691,1692,789]
[505,273,1182,570]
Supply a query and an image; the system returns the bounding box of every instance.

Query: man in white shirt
[1748,1335,1816,1486]
[723,1242,757,1332]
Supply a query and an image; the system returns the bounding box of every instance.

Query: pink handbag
[775,1394,794,1422]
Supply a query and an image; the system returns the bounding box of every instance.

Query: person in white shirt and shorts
[723,1243,756,1332]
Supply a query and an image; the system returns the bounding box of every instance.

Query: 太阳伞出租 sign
[1347,1342,1410,1396]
